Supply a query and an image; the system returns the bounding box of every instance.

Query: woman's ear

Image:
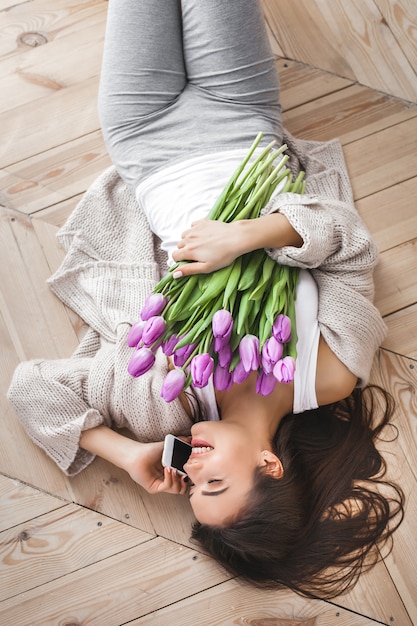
[259,450,284,479]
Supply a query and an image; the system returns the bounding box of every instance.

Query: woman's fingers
[159,467,189,495]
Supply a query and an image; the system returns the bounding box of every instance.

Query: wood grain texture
[0,538,227,625]
[263,0,417,102]
[0,501,152,602]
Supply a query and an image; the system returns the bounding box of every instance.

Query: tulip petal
[127,320,146,348]
[191,353,214,388]
[127,347,156,377]
[273,356,296,383]
[161,369,186,402]
[140,293,167,321]
[239,334,260,372]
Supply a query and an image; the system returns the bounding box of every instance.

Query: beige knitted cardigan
[7,131,387,476]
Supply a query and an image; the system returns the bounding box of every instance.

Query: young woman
[8,0,403,599]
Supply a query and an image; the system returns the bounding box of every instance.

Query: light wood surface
[1,1,416,624]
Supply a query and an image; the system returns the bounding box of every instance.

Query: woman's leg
[181,0,281,108]
[98,0,186,186]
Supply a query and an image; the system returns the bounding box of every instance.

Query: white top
[136,151,319,415]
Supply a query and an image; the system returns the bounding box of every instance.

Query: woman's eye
[208,479,221,484]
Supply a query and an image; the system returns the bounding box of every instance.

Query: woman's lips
[191,439,212,448]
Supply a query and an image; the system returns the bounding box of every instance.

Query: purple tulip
[127,320,146,348]
[217,342,233,368]
[190,353,214,389]
[127,347,155,377]
[273,356,296,384]
[272,314,292,344]
[162,334,180,356]
[232,360,251,384]
[213,365,233,391]
[239,334,260,372]
[140,293,167,321]
[212,309,233,351]
[256,371,277,396]
[141,316,166,347]
[261,336,284,374]
[161,368,186,402]
[173,342,197,368]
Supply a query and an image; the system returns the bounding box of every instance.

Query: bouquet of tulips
[127,132,305,402]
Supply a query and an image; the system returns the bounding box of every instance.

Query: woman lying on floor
[8,0,404,599]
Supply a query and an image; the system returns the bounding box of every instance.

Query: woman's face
[183,421,267,526]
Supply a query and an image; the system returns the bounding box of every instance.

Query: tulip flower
[232,360,251,384]
[273,356,296,383]
[161,368,186,402]
[261,336,284,374]
[213,365,233,391]
[140,293,167,321]
[212,309,233,352]
[272,314,292,344]
[161,334,179,356]
[190,353,214,388]
[173,342,197,367]
[256,371,277,396]
[126,320,146,348]
[141,316,166,347]
[127,347,156,377]
[217,342,233,368]
[239,334,260,372]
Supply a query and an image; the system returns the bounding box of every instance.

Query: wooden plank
[66,457,157,536]
[344,116,417,200]
[0,537,228,625]
[283,83,417,144]
[0,503,152,602]
[0,131,110,214]
[33,194,84,226]
[0,23,105,115]
[133,578,410,626]
[374,239,417,317]
[0,208,79,360]
[356,176,417,253]
[372,350,417,480]
[383,304,417,360]
[262,0,417,102]
[374,0,417,77]
[278,58,353,112]
[139,489,197,548]
[0,475,66,533]
[370,350,417,625]
[262,0,357,80]
[0,0,106,60]
[0,76,101,168]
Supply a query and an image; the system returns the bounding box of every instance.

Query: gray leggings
[98,0,282,189]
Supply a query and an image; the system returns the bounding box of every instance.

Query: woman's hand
[171,215,303,278]
[171,219,246,276]
[125,440,189,496]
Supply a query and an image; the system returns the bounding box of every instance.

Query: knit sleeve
[261,192,387,386]
[7,357,108,476]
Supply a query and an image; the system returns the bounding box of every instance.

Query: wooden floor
[1,1,416,624]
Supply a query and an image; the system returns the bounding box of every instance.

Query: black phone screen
[172,439,192,472]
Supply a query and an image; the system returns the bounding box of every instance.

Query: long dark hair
[191,385,404,598]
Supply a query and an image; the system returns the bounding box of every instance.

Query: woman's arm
[80,425,188,495]
[171,213,303,277]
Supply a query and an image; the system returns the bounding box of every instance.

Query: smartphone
[162,434,192,476]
